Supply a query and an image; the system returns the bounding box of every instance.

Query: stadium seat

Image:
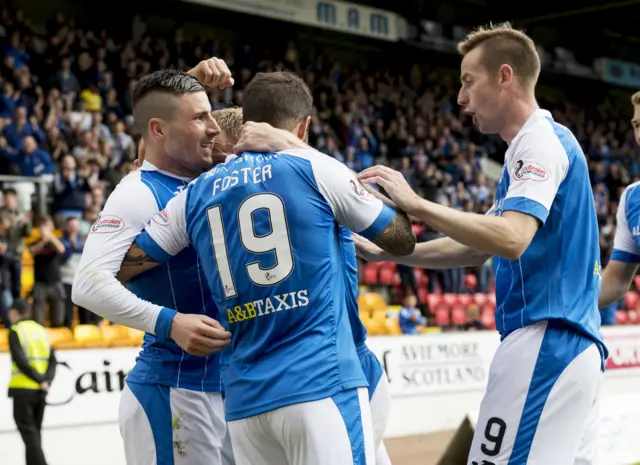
[362,263,379,285]
[451,306,468,326]
[359,292,387,314]
[413,268,427,287]
[434,306,450,326]
[0,328,8,352]
[615,311,629,325]
[128,328,145,346]
[74,325,107,348]
[625,291,639,310]
[427,293,442,309]
[47,327,81,350]
[102,325,133,348]
[474,293,488,306]
[385,317,403,335]
[487,293,496,306]
[628,310,639,325]
[634,275,640,291]
[442,293,457,307]
[480,310,496,329]
[457,293,472,307]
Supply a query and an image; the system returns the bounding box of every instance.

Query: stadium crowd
[0,8,637,329]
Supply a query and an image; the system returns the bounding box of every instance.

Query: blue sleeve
[135,230,174,264]
[610,249,640,263]
[154,307,177,341]
[502,197,549,224]
[359,203,395,240]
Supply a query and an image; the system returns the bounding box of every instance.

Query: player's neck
[145,149,199,178]
[499,97,538,145]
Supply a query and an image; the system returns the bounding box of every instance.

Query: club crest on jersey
[152,209,170,227]
[512,160,548,182]
[350,179,369,199]
[90,214,125,234]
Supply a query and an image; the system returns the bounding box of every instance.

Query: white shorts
[228,387,375,465]
[119,381,234,465]
[468,321,603,465]
[358,344,392,465]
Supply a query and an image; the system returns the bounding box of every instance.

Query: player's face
[632,104,640,146]
[458,47,505,135]
[164,92,221,174]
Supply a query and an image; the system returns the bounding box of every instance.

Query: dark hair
[242,72,313,129]
[2,187,17,197]
[37,215,53,227]
[132,70,205,106]
[132,70,206,134]
[10,299,30,317]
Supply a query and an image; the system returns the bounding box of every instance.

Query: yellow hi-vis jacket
[8,320,51,390]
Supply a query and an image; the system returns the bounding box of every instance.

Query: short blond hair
[457,22,541,89]
[212,107,243,144]
[631,91,640,106]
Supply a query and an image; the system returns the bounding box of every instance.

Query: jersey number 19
[206,193,295,298]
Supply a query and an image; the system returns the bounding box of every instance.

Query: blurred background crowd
[0,0,638,335]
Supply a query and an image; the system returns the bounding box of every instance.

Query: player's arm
[301,150,416,256]
[116,190,190,284]
[72,177,176,338]
[599,187,640,308]
[359,134,566,261]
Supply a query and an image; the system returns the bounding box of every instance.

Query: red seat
[379,267,396,285]
[480,310,496,329]
[412,223,425,237]
[464,274,478,291]
[634,275,640,291]
[457,293,472,307]
[628,310,639,325]
[625,291,639,310]
[363,264,379,285]
[451,306,468,326]
[487,293,497,306]
[481,303,495,317]
[427,294,443,308]
[418,288,429,305]
[474,293,488,306]
[434,306,450,326]
[443,293,457,307]
[616,311,629,325]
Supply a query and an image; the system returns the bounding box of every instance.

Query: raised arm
[599,185,640,308]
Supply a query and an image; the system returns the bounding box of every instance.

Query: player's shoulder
[509,110,573,168]
[102,169,159,218]
[621,181,640,206]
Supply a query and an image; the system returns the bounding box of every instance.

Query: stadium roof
[359,0,640,61]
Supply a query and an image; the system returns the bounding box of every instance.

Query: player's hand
[233,121,308,154]
[169,313,231,357]
[353,234,387,262]
[133,139,145,169]
[187,58,234,89]
[358,165,423,215]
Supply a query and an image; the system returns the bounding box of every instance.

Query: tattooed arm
[116,240,161,284]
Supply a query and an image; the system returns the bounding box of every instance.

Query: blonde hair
[631,91,640,106]
[457,22,541,89]
[212,107,243,145]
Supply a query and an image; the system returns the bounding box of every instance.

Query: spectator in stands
[1,188,31,301]
[59,216,93,327]
[29,216,65,326]
[398,294,426,334]
[462,305,488,331]
[6,135,53,176]
[7,299,56,465]
[52,153,91,224]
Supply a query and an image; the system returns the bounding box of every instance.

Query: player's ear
[498,64,514,86]
[297,116,311,142]
[149,118,165,140]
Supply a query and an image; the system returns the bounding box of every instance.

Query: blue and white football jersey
[610,181,640,263]
[135,149,396,420]
[489,109,607,360]
[74,162,222,392]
